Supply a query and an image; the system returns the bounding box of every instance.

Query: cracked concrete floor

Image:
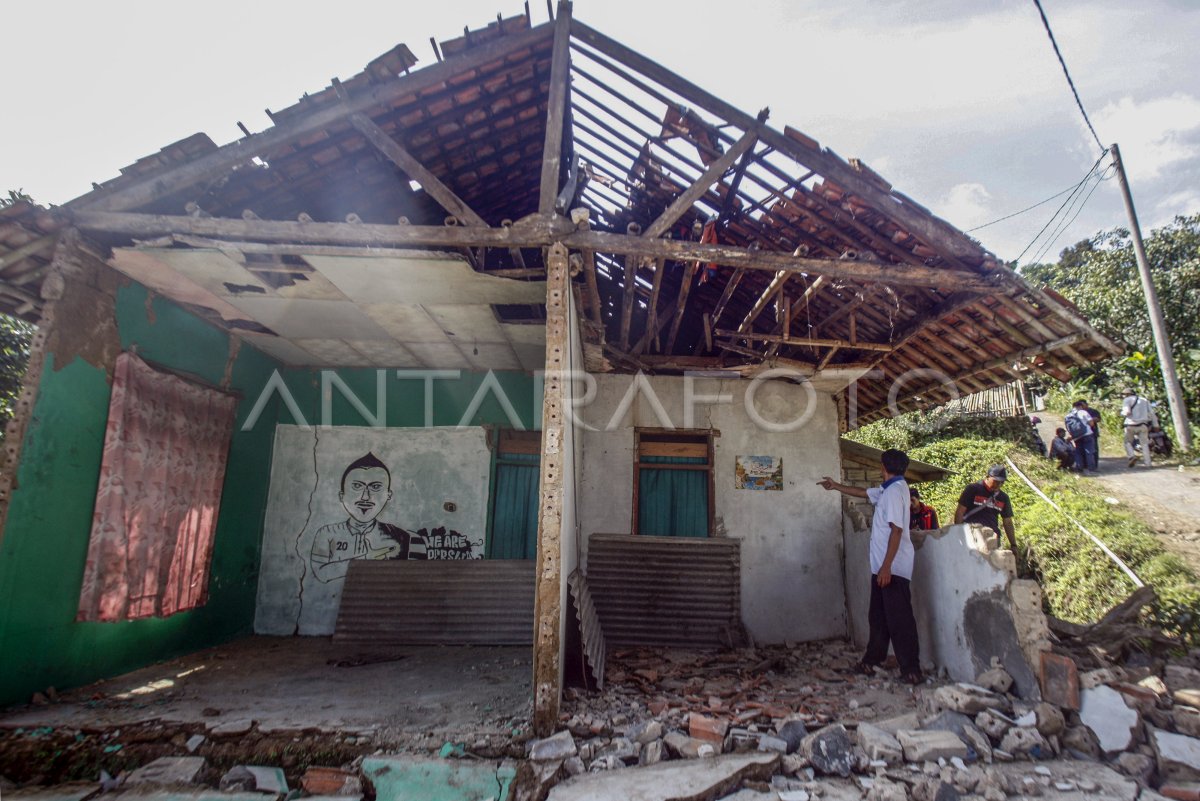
[0,636,531,742]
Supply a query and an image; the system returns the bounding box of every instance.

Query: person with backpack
[953,464,1017,550]
[1065,399,1099,474]
[1120,387,1159,468]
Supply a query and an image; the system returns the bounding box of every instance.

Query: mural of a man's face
[340,466,393,524]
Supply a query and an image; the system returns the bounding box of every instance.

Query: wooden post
[532,242,569,735]
[538,1,572,215]
[1111,142,1192,451]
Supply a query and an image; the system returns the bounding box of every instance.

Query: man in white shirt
[818,448,921,684]
[1120,387,1158,468]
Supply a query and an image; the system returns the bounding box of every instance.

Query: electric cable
[1014,149,1108,264]
[966,180,1086,232]
[1032,0,1105,153]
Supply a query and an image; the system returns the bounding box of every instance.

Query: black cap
[909,487,920,498]
[986,464,1007,481]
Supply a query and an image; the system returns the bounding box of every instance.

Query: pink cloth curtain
[77,352,238,622]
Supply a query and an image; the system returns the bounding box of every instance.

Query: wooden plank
[713,329,892,351]
[664,262,699,354]
[72,210,569,248]
[639,441,708,458]
[581,248,603,325]
[709,268,744,327]
[350,113,487,227]
[563,230,1000,291]
[619,256,638,350]
[736,270,788,333]
[77,22,555,213]
[642,129,760,239]
[532,241,569,736]
[0,233,57,271]
[500,428,542,455]
[539,1,573,215]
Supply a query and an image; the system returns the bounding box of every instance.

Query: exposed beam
[713,329,893,352]
[569,19,989,268]
[563,230,1001,291]
[642,129,760,239]
[581,248,603,324]
[71,210,570,248]
[764,275,828,359]
[664,263,698,353]
[634,257,669,355]
[75,21,555,212]
[736,270,788,332]
[619,256,638,350]
[538,1,573,215]
[0,233,58,271]
[350,113,488,227]
[710,268,744,327]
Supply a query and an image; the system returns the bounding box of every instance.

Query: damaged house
[0,3,1121,740]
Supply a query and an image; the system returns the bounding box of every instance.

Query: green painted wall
[0,283,282,706]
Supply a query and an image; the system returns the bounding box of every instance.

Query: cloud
[1092,94,1200,181]
[1152,189,1200,227]
[935,182,994,229]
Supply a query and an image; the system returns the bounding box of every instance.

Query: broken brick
[1039,652,1080,711]
[689,713,729,743]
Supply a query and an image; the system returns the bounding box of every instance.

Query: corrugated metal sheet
[568,569,605,689]
[586,533,741,649]
[333,559,535,646]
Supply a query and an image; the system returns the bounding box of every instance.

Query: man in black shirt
[953,464,1016,550]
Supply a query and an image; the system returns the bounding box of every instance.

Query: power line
[966,181,1086,232]
[1032,0,1105,153]
[1014,149,1108,264]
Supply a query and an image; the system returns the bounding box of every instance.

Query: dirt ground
[1034,415,1200,576]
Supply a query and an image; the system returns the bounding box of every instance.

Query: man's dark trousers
[863,575,920,674]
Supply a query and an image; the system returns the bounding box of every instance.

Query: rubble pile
[515,592,1200,800]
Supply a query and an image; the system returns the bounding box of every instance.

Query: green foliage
[910,436,1200,642]
[1023,215,1200,437]
[0,315,33,425]
[849,408,1036,453]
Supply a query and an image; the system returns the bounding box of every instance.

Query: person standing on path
[1066,399,1099,474]
[1121,387,1158,468]
[953,464,1017,550]
[818,449,922,684]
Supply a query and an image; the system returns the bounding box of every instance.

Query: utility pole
[1110,142,1193,451]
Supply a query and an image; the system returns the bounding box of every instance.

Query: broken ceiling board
[345,339,424,368]
[362,303,456,344]
[467,342,523,371]
[128,247,273,298]
[294,338,377,366]
[404,341,473,370]
[307,253,547,305]
[237,333,323,366]
[109,248,249,323]
[424,304,509,344]
[226,298,392,341]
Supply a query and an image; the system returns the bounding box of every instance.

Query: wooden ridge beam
[76,22,555,213]
[539,1,573,214]
[642,128,760,239]
[71,210,571,248]
[561,230,1001,291]
[714,329,893,352]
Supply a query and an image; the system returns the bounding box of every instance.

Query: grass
[909,435,1200,643]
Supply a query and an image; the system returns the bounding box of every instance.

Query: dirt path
[1033,415,1200,576]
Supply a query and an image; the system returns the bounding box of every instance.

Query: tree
[0,190,37,426]
[1022,214,1200,419]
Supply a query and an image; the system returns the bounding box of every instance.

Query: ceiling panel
[308,254,546,305]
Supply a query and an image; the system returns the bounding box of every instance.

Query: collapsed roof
[0,4,1121,422]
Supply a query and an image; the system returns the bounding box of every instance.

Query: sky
[4,0,1200,266]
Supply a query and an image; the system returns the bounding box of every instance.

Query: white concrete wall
[254,424,491,636]
[830,522,1049,697]
[575,374,845,644]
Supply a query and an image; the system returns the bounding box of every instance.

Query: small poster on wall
[735,455,783,490]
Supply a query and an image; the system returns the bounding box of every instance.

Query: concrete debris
[1177,690,1200,711]
[1113,751,1157,784]
[865,777,908,801]
[1081,685,1142,754]
[798,724,855,777]
[997,726,1052,760]
[545,752,778,801]
[1152,728,1200,782]
[208,718,255,737]
[932,684,1011,716]
[975,664,1014,695]
[1061,725,1103,760]
[896,730,969,763]
[857,723,904,765]
[777,720,809,754]
[921,711,992,763]
[1033,702,1066,737]
[125,757,206,786]
[184,734,205,753]
[218,766,287,794]
[640,740,664,766]
[531,730,579,761]
[1166,666,1200,694]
